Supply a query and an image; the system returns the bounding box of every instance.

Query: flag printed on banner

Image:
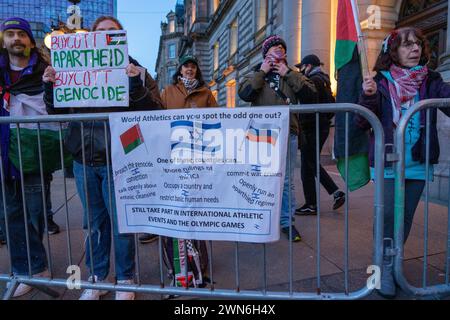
[171,121,222,154]
[106,32,127,46]
[246,121,280,146]
[120,124,145,155]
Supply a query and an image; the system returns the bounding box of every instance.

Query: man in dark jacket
[0,17,53,297]
[295,55,345,215]
[238,35,317,242]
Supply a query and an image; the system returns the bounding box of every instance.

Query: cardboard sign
[51,31,129,108]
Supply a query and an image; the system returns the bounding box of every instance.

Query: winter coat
[238,64,317,135]
[0,51,63,178]
[161,81,218,109]
[358,69,450,168]
[45,56,163,166]
[299,69,335,131]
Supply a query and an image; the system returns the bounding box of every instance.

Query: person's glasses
[401,40,422,50]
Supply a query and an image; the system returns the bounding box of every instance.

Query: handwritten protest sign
[51,31,129,108]
[110,107,289,243]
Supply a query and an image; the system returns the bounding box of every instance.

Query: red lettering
[104,70,112,84]
[51,36,59,50]
[83,33,89,48]
[83,71,91,86]
[54,72,64,87]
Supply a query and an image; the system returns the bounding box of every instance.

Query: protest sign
[51,30,129,108]
[109,107,289,243]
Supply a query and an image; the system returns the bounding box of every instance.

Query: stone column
[300,0,331,72]
[283,0,302,66]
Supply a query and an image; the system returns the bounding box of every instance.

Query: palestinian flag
[120,124,144,155]
[8,93,72,174]
[335,0,358,71]
[334,0,370,192]
[106,33,127,46]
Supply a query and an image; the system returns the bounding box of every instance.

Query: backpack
[162,237,210,288]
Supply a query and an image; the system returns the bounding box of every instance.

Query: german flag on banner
[106,33,127,46]
[120,124,144,155]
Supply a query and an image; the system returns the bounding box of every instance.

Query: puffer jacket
[161,81,218,109]
[238,64,317,135]
[45,56,163,166]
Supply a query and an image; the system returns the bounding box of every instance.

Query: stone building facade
[156,0,450,201]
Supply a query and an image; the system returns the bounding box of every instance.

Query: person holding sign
[43,16,163,300]
[359,27,450,298]
[238,35,318,242]
[0,17,64,297]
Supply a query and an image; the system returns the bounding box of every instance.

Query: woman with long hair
[359,27,450,298]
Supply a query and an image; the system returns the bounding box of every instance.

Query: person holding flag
[43,16,163,300]
[359,27,450,298]
[334,0,371,192]
[0,16,63,298]
[238,35,317,242]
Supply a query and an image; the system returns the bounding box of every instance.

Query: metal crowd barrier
[0,103,384,300]
[393,99,450,299]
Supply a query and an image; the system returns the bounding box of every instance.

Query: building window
[229,19,238,56]
[168,44,176,59]
[213,42,219,72]
[169,20,175,33]
[226,80,236,108]
[191,0,197,25]
[212,0,220,13]
[256,0,268,31]
[167,66,177,85]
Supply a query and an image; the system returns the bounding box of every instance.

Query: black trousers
[299,124,339,205]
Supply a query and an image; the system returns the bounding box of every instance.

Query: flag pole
[350,0,370,78]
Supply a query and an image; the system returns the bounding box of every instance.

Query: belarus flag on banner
[120,124,144,155]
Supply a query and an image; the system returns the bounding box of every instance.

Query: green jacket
[238,66,317,135]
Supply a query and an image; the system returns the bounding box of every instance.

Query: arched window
[397,0,447,69]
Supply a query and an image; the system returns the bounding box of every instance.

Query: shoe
[295,204,317,215]
[46,216,60,235]
[115,279,136,300]
[8,270,49,298]
[378,261,397,299]
[139,233,158,244]
[281,226,302,242]
[79,276,108,300]
[332,191,346,210]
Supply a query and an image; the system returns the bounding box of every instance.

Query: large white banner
[51,30,129,108]
[109,107,289,243]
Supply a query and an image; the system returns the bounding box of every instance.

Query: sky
[117,0,178,76]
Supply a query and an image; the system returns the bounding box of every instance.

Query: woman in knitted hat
[239,35,318,242]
